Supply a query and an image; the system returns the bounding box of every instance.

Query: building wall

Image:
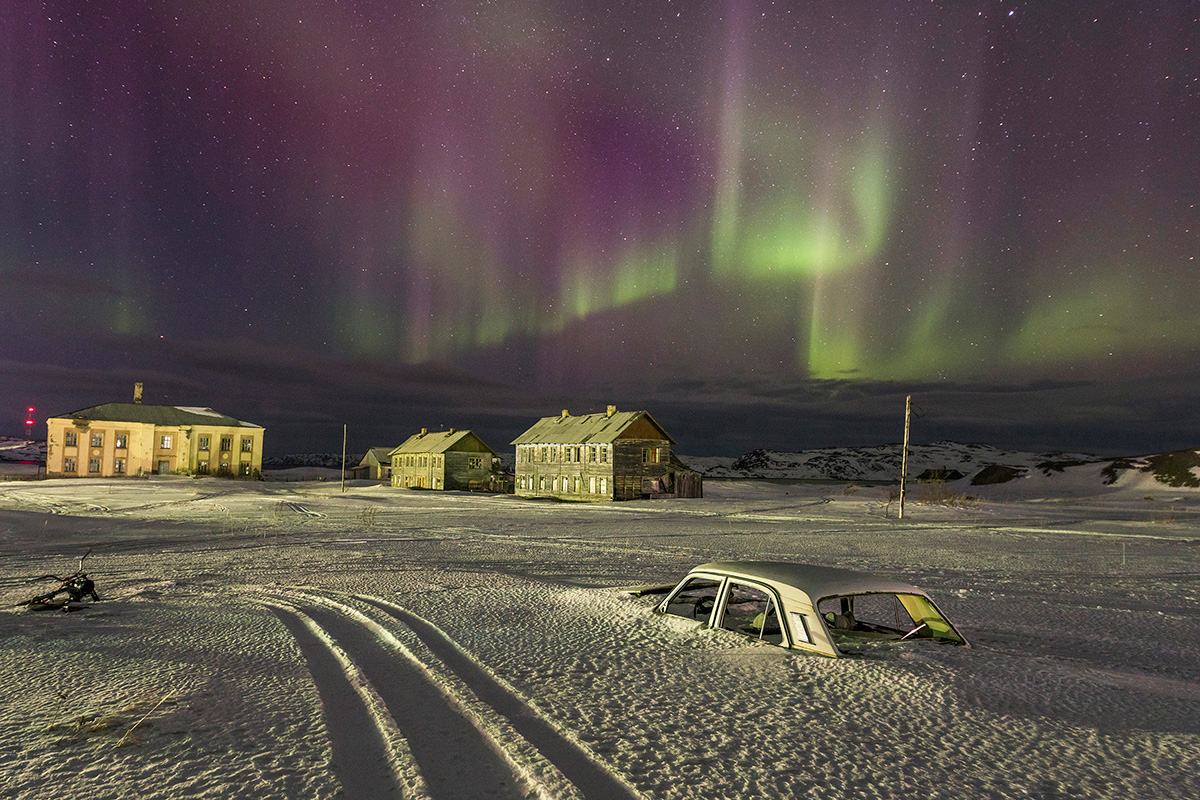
[390,453,444,489]
[444,451,494,490]
[513,438,677,502]
[514,442,620,501]
[46,418,263,478]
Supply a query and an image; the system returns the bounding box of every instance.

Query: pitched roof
[389,430,495,455]
[51,403,262,429]
[511,409,675,446]
[356,447,396,467]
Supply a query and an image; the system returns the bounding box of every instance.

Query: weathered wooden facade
[352,447,395,481]
[389,429,498,491]
[46,386,264,479]
[511,406,702,502]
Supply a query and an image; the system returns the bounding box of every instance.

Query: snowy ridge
[683,441,1200,489]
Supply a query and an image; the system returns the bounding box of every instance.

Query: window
[815,593,956,644]
[91,432,103,448]
[663,577,722,625]
[64,457,77,473]
[600,477,607,494]
[197,461,209,474]
[115,434,127,449]
[590,477,596,494]
[220,436,232,452]
[160,435,172,450]
[198,436,210,451]
[468,456,482,469]
[88,458,101,473]
[643,447,661,464]
[65,431,77,447]
[113,458,125,475]
[240,463,251,476]
[240,437,253,453]
[719,583,784,645]
[600,446,608,463]
[574,446,582,462]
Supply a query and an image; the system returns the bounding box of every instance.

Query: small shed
[352,447,396,481]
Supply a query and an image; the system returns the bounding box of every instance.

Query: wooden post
[340,423,347,493]
[899,395,911,519]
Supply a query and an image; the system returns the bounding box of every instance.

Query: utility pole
[340,423,347,493]
[899,395,911,519]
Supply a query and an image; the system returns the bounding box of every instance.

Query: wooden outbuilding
[352,447,395,481]
[511,405,702,502]
[389,429,499,491]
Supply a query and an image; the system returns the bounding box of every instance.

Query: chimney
[419,428,427,437]
[448,428,455,434]
[561,409,569,419]
[134,382,143,404]
[606,404,616,418]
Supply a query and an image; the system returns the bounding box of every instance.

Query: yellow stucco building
[46,396,265,479]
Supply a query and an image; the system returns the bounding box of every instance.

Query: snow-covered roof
[50,403,262,429]
[511,409,675,446]
[390,430,495,455]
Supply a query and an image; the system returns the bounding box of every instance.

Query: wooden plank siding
[511,407,701,502]
[389,430,498,491]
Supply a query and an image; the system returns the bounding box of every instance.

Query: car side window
[663,577,722,624]
[719,582,785,645]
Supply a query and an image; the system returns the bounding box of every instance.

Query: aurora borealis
[3,1,1198,455]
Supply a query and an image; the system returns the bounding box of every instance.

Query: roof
[50,403,262,429]
[389,430,495,456]
[692,561,928,602]
[511,409,675,446]
[356,447,396,466]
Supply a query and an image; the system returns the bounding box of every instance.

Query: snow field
[0,475,1197,799]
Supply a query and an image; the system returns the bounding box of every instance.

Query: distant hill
[681,442,1200,489]
[0,437,44,462]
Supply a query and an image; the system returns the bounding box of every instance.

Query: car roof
[692,561,930,601]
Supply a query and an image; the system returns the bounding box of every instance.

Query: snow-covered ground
[1,470,1198,799]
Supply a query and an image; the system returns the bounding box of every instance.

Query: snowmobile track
[359,596,642,800]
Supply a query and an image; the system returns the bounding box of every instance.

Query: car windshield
[817,593,963,645]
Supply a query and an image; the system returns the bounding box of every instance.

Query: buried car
[643,561,968,658]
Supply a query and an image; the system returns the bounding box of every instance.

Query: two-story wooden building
[46,387,264,478]
[389,429,498,491]
[512,406,702,501]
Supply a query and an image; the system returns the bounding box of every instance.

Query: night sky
[4,1,1198,457]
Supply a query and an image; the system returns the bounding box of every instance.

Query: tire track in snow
[266,603,419,800]
[289,599,530,800]
[359,597,642,800]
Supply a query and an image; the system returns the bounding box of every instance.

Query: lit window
[114,458,125,475]
[198,436,210,451]
[240,463,251,475]
[64,457,77,473]
[468,456,482,469]
[115,434,127,449]
[160,435,172,450]
[91,432,103,447]
[65,431,77,447]
[88,458,100,473]
[240,437,252,453]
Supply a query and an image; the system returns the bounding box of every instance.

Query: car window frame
[660,571,792,649]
